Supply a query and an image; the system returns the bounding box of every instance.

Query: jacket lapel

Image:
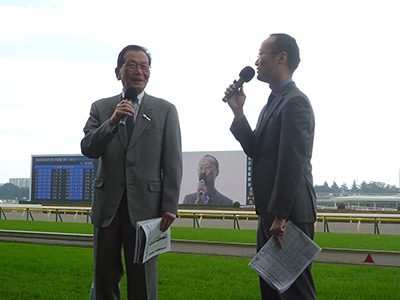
[128,94,153,148]
[255,82,295,142]
[111,94,129,150]
[255,95,282,142]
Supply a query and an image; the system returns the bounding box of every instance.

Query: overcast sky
[1,0,399,187]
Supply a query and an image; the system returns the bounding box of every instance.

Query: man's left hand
[269,216,287,249]
[160,211,176,232]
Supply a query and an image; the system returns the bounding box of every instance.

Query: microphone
[222,66,255,102]
[119,86,138,126]
[198,173,207,196]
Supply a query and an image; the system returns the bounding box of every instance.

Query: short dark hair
[117,45,152,68]
[204,154,219,170]
[270,33,300,72]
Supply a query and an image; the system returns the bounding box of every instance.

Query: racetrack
[2,209,399,235]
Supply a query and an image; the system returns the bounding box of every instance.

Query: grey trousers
[93,195,158,300]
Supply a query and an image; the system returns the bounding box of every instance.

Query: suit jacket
[81,93,182,227]
[182,190,233,205]
[230,82,316,223]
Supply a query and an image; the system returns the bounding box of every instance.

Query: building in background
[9,178,30,188]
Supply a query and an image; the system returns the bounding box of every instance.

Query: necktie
[126,98,138,141]
[256,93,275,130]
[126,114,134,141]
[265,92,275,111]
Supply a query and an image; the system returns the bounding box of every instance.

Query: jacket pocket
[94,178,104,189]
[148,181,162,192]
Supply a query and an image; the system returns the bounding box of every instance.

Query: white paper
[249,221,321,294]
[133,217,171,264]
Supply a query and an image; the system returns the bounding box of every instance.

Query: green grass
[0,242,93,300]
[0,219,94,234]
[1,220,400,299]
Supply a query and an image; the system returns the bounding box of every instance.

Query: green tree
[314,181,332,194]
[331,181,341,194]
[0,183,29,200]
[357,181,399,194]
[350,180,359,193]
[337,202,346,210]
[359,181,368,193]
[383,184,399,194]
[340,183,349,195]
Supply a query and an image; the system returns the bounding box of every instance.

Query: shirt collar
[136,91,144,105]
[271,78,292,96]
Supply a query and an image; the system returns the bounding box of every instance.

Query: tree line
[314,180,399,196]
[0,183,29,201]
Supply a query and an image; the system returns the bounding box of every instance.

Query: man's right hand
[225,82,246,121]
[195,180,207,204]
[110,100,135,127]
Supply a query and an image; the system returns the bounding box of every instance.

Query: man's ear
[115,67,121,80]
[278,51,288,64]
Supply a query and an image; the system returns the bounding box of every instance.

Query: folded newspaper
[133,217,171,264]
[249,221,321,294]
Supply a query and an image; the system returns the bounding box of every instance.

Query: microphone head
[239,66,255,82]
[125,86,138,101]
[199,173,207,184]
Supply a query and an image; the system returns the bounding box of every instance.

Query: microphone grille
[199,173,207,184]
[125,86,138,101]
[239,66,255,82]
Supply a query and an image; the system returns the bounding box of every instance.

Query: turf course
[0,220,399,299]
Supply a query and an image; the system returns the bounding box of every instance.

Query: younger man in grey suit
[81,45,182,299]
[224,34,317,299]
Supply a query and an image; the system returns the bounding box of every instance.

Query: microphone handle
[119,116,128,126]
[119,99,134,126]
[222,77,246,102]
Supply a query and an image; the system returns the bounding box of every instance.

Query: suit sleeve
[230,116,257,158]
[81,102,117,159]
[268,96,314,219]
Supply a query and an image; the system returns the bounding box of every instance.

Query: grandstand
[317,195,400,211]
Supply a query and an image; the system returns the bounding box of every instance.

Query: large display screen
[179,151,249,205]
[30,155,98,203]
[30,151,251,205]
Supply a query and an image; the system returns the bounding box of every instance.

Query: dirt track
[172,218,400,235]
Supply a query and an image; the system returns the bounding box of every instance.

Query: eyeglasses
[256,51,281,60]
[123,63,150,72]
[198,165,215,172]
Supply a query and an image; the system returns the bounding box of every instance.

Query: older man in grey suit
[225,34,317,299]
[81,45,182,300]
